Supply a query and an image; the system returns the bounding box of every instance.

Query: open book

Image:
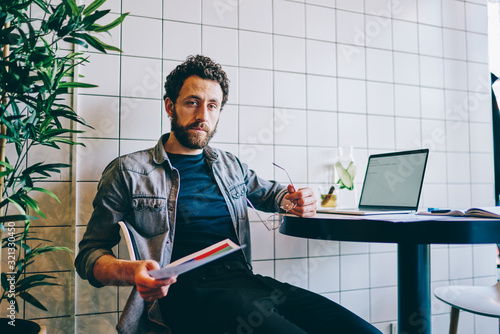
[148,239,245,279]
[416,207,500,218]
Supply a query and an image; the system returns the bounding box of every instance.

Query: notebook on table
[318,148,429,215]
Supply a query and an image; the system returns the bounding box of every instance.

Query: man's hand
[135,260,177,301]
[93,255,177,301]
[285,185,317,217]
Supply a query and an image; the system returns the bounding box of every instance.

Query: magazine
[148,239,245,279]
[416,207,500,218]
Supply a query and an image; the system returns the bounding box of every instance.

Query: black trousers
[160,261,382,334]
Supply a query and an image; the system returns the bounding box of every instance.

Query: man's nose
[195,104,210,121]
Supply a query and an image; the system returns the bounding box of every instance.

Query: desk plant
[335,146,357,191]
[334,146,357,208]
[0,0,126,322]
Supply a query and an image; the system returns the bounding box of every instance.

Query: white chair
[118,221,136,261]
[434,281,500,334]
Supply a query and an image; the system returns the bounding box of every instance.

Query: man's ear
[164,98,174,117]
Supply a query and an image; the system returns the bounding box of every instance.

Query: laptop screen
[358,149,429,210]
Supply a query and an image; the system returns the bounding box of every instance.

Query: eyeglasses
[246,163,296,231]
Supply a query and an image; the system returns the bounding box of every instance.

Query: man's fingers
[139,274,177,289]
[138,286,171,301]
[136,274,177,301]
[135,261,177,289]
[287,186,317,217]
[283,187,317,218]
[138,284,170,294]
[294,196,317,207]
[291,202,317,214]
[147,261,160,270]
[147,276,177,287]
[286,187,314,200]
[290,206,317,217]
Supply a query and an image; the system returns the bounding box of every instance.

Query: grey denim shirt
[75,134,287,334]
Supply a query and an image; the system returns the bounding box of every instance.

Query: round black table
[280,213,500,334]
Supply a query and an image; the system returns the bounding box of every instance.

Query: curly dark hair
[164,55,230,109]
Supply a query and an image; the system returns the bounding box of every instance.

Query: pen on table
[428,208,451,213]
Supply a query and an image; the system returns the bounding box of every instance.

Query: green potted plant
[0,0,126,331]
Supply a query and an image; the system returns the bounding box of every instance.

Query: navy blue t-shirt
[168,152,242,263]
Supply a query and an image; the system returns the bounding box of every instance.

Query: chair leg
[449,307,460,334]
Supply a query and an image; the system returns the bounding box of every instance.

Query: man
[75,55,381,334]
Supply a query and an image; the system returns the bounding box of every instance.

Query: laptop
[318,148,429,215]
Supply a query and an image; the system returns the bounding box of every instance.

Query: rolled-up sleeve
[75,158,131,288]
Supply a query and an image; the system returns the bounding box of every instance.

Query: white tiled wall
[10,0,496,333]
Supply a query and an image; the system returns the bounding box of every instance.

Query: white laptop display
[319,148,429,215]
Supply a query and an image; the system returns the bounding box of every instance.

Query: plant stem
[1,22,10,216]
[0,21,10,305]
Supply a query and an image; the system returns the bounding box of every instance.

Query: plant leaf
[19,292,48,311]
[78,33,105,52]
[65,0,80,16]
[0,215,38,223]
[19,194,45,218]
[17,274,58,291]
[58,81,98,88]
[6,198,27,216]
[93,12,129,33]
[62,37,88,47]
[47,137,84,146]
[82,10,110,25]
[94,39,123,53]
[1,273,11,292]
[83,0,107,16]
[19,281,60,291]
[25,187,61,203]
[17,274,56,288]
[33,245,73,255]
[0,160,14,171]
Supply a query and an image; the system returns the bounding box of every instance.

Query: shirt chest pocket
[229,182,247,199]
[229,183,247,218]
[131,197,168,237]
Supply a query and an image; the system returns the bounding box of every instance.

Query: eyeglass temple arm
[246,198,267,224]
[272,162,295,188]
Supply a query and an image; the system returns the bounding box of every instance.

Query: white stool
[434,281,500,334]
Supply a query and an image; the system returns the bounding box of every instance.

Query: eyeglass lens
[246,163,297,231]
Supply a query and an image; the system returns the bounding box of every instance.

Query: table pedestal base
[398,244,431,334]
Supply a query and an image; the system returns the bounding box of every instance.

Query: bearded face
[170,105,218,150]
